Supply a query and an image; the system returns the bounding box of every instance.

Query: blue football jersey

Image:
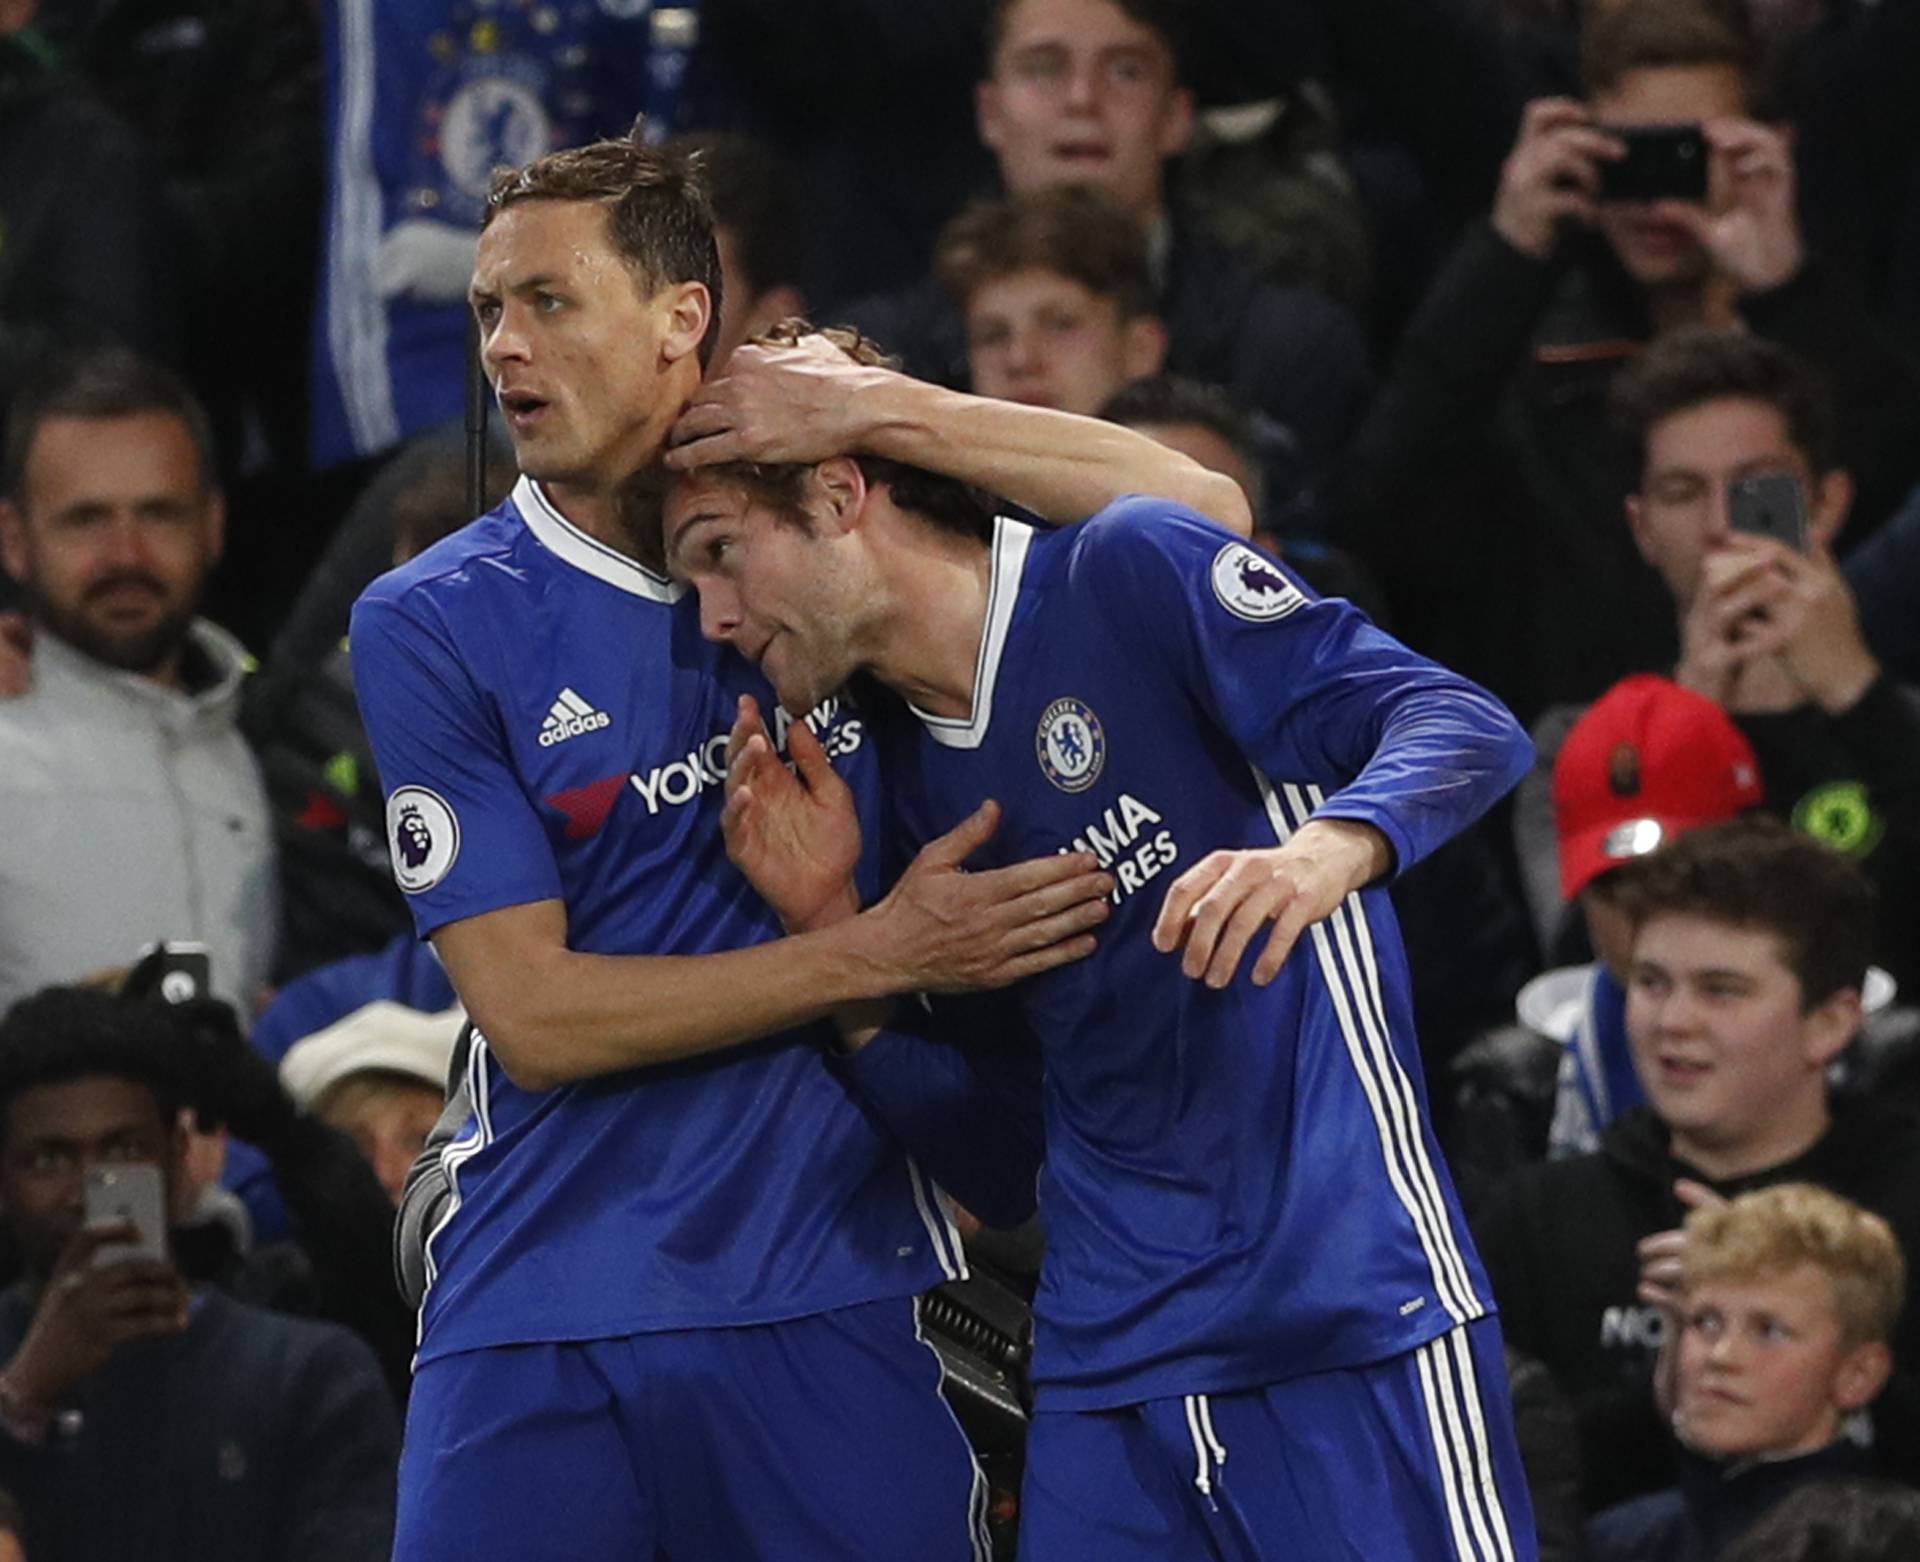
[350,477,963,1364]
[875,500,1533,1411]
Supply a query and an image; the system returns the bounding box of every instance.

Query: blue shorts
[392,1296,990,1561]
[1020,1316,1537,1562]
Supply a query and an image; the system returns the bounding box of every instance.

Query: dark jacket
[0,1286,398,1562]
[0,42,186,414]
[1333,223,1920,724]
[1474,1102,1920,1511]
[843,212,1374,481]
[1587,1439,1873,1562]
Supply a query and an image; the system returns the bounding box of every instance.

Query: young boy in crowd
[1589,1184,1903,1560]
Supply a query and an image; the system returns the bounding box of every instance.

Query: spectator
[0,987,398,1561]
[278,1000,459,1204]
[938,185,1168,417]
[1474,818,1920,1510]
[667,132,810,371]
[1588,1185,1901,1561]
[844,0,1374,478]
[1334,0,1920,723]
[1843,482,1920,689]
[1720,1479,1920,1562]
[0,349,274,1019]
[1519,329,1920,996]
[1521,676,1767,1158]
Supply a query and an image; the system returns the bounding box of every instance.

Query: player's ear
[658,280,715,368]
[810,457,869,537]
[0,498,27,582]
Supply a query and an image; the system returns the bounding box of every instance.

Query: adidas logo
[538,688,611,747]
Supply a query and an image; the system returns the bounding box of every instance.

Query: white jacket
[0,622,276,1017]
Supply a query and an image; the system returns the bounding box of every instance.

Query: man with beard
[0,348,274,1018]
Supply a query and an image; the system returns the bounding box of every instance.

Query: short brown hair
[4,347,216,503]
[486,125,724,369]
[1581,0,1759,100]
[1686,1184,1905,1347]
[1611,328,1838,477]
[983,0,1187,81]
[937,186,1156,319]
[1613,816,1875,1009]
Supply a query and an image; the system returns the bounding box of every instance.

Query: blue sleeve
[349,587,562,937]
[832,995,1043,1231]
[1074,499,1533,874]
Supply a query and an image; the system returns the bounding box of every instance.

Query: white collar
[911,516,1032,750]
[513,475,683,603]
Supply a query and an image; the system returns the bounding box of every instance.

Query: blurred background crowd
[1,0,1919,1557]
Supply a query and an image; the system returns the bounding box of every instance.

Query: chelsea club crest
[1036,698,1106,793]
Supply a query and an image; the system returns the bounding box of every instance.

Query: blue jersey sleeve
[349,588,562,937]
[833,996,1044,1231]
[1072,499,1532,873]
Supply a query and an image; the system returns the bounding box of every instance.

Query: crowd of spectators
[1,0,1918,1556]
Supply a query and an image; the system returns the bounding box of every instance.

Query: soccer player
[351,133,1249,1561]
[663,325,1543,1561]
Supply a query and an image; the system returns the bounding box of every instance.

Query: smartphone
[1599,124,1709,203]
[84,1164,169,1267]
[121,942,212,1007]
[1728,472,1809,552]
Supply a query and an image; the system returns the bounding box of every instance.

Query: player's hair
[1581,0,1759,99]
[662,321,997,546]
[983,0,1189,84]
[1610,328,1838,478]
[1721,1480,1920,1562]
[2,346,216,504]
[1685,1184,1905,1348]
[0,987,185,1147]
[937,186,1156,320]
[663,132,805,302]
[1611,816,1874,1009]
[486,123,725,369]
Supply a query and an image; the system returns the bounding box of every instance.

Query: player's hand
[1152,819,1391,989]
[8,1225,189,1408]
[859,802,1113,992]
[664,335,897,470]
[1635,1178,1727,1315]
[723,694,863,933]
[1491,98,1622,259]
[1648,119,1803,294]
[0,611,32,698]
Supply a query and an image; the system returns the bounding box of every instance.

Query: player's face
[664,471,867,713]
[1624,914,1850,1161]
[966,268,1163,414]
[1626,397,1842,608]
[1589,64,1747,289]
[978,0,1193,222]
[0,412,221,678]
[1676,1265,1866,1459]
[470,200,701,492]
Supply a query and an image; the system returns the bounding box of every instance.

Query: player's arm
[431,841,1102,1093]
[1067,507,1532,986]
[351,591,1111,1093]
[723,697,1045,1225]
[664,333,1253,536]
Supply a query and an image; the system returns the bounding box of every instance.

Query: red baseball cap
[1554,675,1764,900]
